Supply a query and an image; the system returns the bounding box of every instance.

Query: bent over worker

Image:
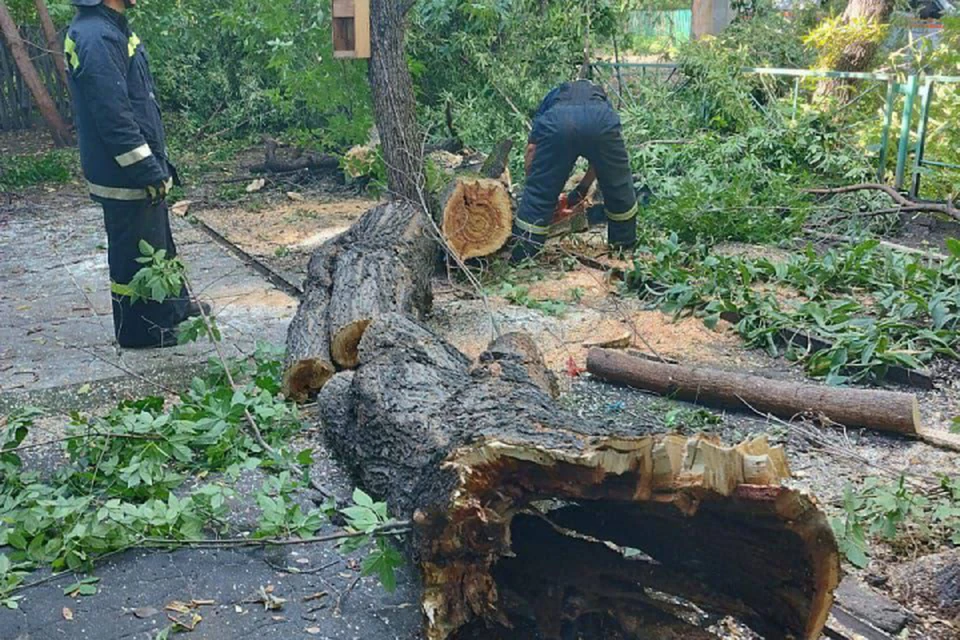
[511,79,638,261]
[65,0,206,348]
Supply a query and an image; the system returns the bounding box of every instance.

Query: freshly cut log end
[282,359,335,403]
[320,313,841,640]
[331,319,372,369]
[441,178,513,260]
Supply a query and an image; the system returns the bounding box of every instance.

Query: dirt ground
[3,136,960,638]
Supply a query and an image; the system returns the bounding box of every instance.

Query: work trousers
[101,199,189,348]
[512,102,637,261]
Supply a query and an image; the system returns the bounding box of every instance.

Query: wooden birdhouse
[332,0,371,59]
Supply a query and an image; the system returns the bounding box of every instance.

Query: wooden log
[437,139,515,261]
[282,201,436,399]
[586,348,921,435]
[319,313,841,640]
[250,136,341,174]
[439,177,513,260]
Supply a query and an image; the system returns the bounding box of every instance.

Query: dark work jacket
[65,5,174,203]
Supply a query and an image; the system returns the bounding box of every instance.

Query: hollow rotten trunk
[283,202,437,400]
[319,313,841,640]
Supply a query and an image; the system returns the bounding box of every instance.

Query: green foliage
[0,150,76,190]
[832,475,960,568]
[619,16,872,244]
[626,234,960,383]
[804,15,889,71]
[661,405,724,432]
[110,240,186,305]
[497,282,568,316]
[0,346,307,601]
[130,0,372,146]
[339,489,405,592]
[410,0,622,176]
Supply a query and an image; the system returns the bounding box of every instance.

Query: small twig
[141,520,411,549]
[7,431,161,454]
[805,230,949,261]
[335,571,363,616]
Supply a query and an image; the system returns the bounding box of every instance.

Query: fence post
[894,74,918,191]
[877,78,897,183]
[910,79,935,199]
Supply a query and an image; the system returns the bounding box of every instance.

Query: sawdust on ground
[197,199,376,257]
[434,266,748,383]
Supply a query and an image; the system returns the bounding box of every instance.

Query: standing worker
[512,77,638,261]
[65,0,206,348]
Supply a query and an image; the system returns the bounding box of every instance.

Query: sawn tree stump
[318,313,841,640]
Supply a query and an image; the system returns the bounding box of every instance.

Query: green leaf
[7,531,27,551]
[138,240,155,256]
[341,506,378,532]
[296,449,314,466]
[110,283,135,298]
[352,488,374,509]
[946,237,960,258]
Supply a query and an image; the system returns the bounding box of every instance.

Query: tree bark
[368,0,423,203]
[586,348,921,435]
[816,0,894,98]
[0,1,72,147]
[283,201,436,400]
[319,313,840,640]
[33,0,67,89]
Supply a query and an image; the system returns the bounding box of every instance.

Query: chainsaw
[548,193,605,238]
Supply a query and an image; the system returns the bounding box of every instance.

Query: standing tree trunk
[816,0,894,98]
[34,0,67,89]
[0,0,72,146]
[368,0,424,203]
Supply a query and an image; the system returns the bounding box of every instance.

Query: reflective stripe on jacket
[65,5,172,202]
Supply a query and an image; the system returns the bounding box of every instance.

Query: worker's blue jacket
[64,5,174,203]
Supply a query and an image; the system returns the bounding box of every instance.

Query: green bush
[0,150,76,190]
[131,0,372,148]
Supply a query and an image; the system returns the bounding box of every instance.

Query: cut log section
[437,138,515,262]
[283,202,437,400]
[439,178,513,260]
[587,348,921,435]
[319,313,840,640]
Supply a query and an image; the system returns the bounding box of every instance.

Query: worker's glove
[146,179,171,205]
[566,188,587,209]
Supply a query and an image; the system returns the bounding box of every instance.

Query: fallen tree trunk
[319,313,840,640]
[283,202,436,400]
[251,137,341,175]
[587,348,921,435]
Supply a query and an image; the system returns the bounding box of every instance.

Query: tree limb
[805,184,960,222]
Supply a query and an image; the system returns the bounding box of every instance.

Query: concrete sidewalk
[0,195,297,402]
